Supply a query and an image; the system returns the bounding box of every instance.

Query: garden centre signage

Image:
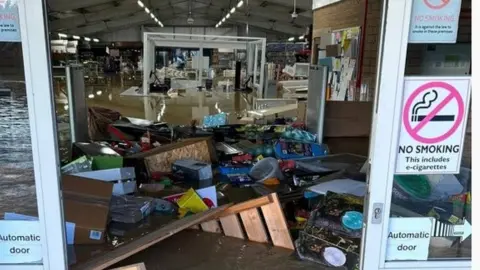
[0,220,42,264]
[396,77,470,174]
[386,218,432,261]
[0,0,20,42]
[409,0,462,43]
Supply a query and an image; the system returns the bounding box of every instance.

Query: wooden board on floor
[200,220,222,233]
[111,263,147,270]
[260,193,295,250]
[219,215,245,239]
[71,204,231,270]
[239,208,269,244]
[196,193,295,250]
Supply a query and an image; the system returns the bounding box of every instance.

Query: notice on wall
[395,77,471,175]
[409,0,462,43]
[386,217,432,261]
[0,0,20,42]
[0,220,42,264]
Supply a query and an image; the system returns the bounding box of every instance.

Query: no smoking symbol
[423,0,450,9]
[403,82,464,144]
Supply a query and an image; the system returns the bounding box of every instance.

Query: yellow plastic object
[295,216,307,223]
[263,178,280,186]
[177,188,209,213]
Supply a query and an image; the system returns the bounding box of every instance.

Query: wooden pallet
[194,193,294,250]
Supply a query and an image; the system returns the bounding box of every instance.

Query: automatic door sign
[396,78,471,174]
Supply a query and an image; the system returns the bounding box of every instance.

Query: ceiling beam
[48,0,113,12]
[66,12,150,35]
[229,18,302,35]
[49,2,140,31]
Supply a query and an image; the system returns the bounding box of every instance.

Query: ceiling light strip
[216,0,243,28]
[138,0,163,27]
[56,33,100,42]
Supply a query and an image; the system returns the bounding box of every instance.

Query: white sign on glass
[409,0,462,43]
[0,0,21,42]
[396,77,471,174]
[386,217,432,261]
[0,220,42,264]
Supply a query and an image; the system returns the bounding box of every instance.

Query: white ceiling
[47,0,312,36]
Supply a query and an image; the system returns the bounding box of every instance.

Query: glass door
[362,0,471,269]
[0,0,68,269]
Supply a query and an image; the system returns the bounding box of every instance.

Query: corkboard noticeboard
[127,138,216,173]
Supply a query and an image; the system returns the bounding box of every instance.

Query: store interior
[0,0,472,269]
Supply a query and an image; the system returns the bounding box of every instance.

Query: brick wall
[313,0,383,90]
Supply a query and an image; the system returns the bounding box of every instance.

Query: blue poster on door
[0,0,20,42]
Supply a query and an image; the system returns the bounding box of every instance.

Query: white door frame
[361,0,471,269]
[14,0,68,269]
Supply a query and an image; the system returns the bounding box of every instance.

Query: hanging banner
[396,77,471,174]
[0,0,20,42]
[409,0,462,43]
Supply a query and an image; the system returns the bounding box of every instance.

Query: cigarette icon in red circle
[423,0,450,9]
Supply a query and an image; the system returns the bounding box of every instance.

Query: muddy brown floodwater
[110,230,328,270]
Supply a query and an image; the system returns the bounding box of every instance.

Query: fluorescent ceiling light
[288,37,294,41]
[144,7,150,13]
[299,35,305,40]
[84,37,91,41]
[222,17,226,22]
[237,0,244,8]
[230,7,236,13]
[137,0,144,8]
[154,18,158,22]
[72,35,80,40]
[58,33,67,38]
[93,38,99,42]
[226,13,231,19]
[150,13,154,19]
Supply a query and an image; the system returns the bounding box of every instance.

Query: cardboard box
[73,167,136,195]
[62,175,113,244]
[172,160,213,189]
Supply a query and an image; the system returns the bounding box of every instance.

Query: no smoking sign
[396,78,471,175]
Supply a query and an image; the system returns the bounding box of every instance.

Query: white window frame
[361,0,472,269]
[0,0,70,269]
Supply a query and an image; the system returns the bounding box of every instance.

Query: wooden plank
[239,208,268,243]
[200,220,222,233]
[260,193,294,250]
[216,195,273,218]
[71,204,231,270]
[219,214,245,239]
[111,263,147,270]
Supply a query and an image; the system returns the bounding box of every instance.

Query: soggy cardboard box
[62,175,113,244]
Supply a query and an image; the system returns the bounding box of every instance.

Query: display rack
[142,32,267,97]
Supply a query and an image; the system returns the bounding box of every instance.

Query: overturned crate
[193,193,294,250]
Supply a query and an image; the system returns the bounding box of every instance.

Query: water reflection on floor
[0,83,37,216]
[1,75,252,217]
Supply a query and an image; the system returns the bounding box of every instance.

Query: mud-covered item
[109,195,155,224]
[295,234,360,269]
[171,159,213,189]
[88,107,122,140]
